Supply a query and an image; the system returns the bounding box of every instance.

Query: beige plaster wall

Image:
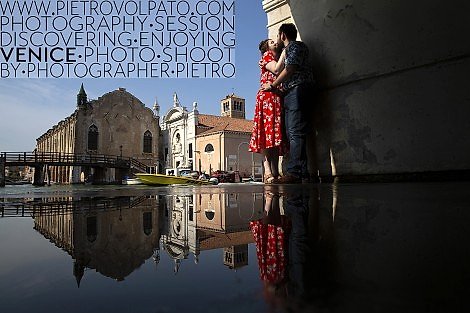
[194,192,264,232]
[195,132,262,177]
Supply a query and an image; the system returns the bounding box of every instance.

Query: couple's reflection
[250,186,290,295]
[250,185,328,309]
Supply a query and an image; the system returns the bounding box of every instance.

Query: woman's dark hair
[259,39,270,54]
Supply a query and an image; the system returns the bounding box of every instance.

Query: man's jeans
[284,83,310,179]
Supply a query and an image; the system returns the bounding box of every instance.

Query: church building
[161,93,262,178]
[36,85,161,183]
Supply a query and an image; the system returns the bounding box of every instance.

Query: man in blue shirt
[262,23,313,184]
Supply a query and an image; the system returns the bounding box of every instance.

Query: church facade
[36,85,161,183]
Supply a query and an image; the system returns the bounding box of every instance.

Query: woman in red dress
[249,39,286,184]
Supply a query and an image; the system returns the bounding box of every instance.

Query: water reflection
[30,196,161,284]
[2,187,323,296]
[160,192,264,272]
[1,191,267,284]
[249,185,330,311]
[2,182,470,313]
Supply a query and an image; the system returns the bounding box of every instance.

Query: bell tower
[220,93,245,119]
[77,83,87,109]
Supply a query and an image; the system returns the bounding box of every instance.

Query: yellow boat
[135,173,210,186]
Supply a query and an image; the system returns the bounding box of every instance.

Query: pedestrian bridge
[0,151,150,186]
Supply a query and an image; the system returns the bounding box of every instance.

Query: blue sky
[0,1,268,151]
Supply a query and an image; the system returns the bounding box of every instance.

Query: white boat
[122,178,143,185]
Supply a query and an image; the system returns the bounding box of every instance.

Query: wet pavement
[1,182,469,313]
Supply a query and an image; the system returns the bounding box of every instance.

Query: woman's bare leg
[263,149,275,183]
[262,149,272,175]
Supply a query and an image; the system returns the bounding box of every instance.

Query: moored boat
[135,173,211,186]
[122,178,143,185]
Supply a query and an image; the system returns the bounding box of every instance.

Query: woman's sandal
[264,173,275,184]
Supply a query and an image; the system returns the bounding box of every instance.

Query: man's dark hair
[279,23,297,41]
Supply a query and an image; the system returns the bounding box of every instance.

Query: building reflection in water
[23,186,322,298]
[24,190,266,285]
[32,196,162,286]
[160,192,264,272]
[3,181,470,312]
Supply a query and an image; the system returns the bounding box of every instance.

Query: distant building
[36,85,161,183]
[160,93,198,171]
[195,113,259,177]
[161,93,262,177]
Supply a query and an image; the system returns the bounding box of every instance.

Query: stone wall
[36,115,77,183]
[263,0,470,178]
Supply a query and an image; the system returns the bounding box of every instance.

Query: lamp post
[119,145,123,158]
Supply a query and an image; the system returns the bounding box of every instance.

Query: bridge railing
[0,151,133,166]
[0,196,153,218]
[130,158,149,173]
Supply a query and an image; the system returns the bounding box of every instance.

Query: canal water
[1,182,469,313]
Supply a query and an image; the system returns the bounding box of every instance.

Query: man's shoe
[273,174,301,184]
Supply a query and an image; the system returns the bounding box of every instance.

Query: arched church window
[88,125,98,151]
[143,130,152,153]
[204,144,214,153]
[86,216,97,242]
[143,212,152,236]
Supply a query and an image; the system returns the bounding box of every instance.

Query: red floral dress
[250,218,290,284]
[249,51,284,153]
